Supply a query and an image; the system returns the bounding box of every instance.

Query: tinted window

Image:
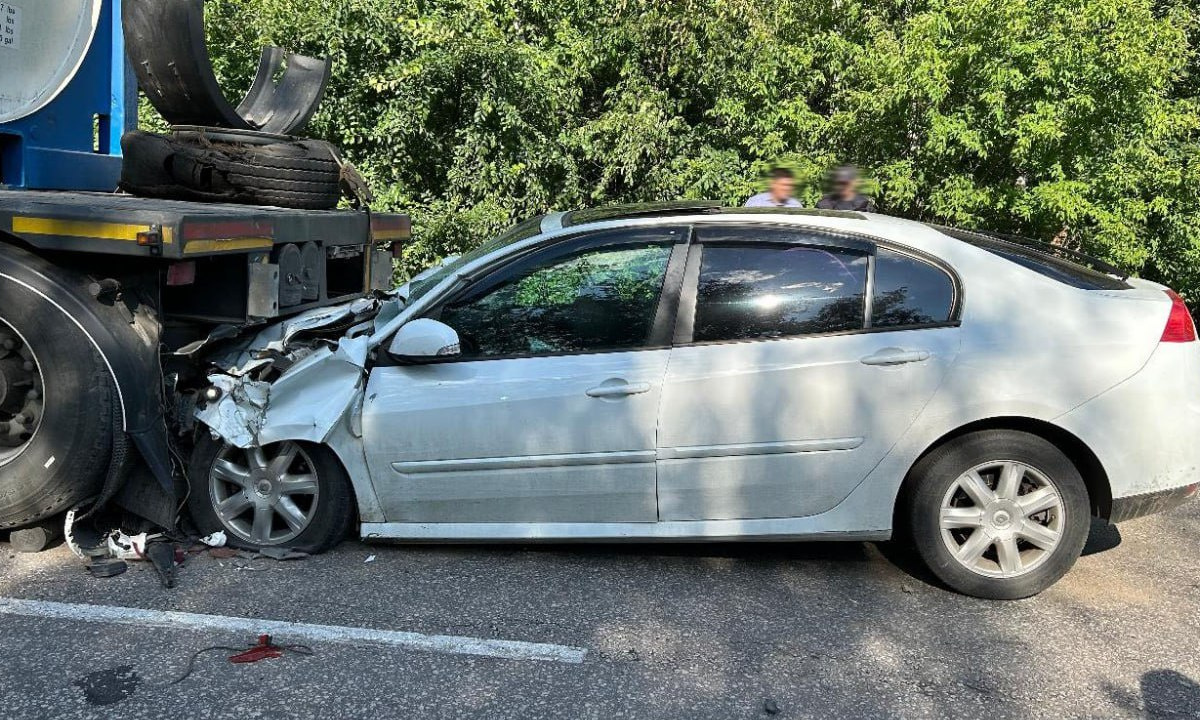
[440,243,672,357]
[872,248,955,328]
[694,245,867,342]
[934,226,1131,290]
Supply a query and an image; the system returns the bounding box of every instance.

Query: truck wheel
[0,268,114,529]
[905,430,1090,600]
[188,435,353,553]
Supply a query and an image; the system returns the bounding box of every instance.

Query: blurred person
[817,165,876,212]
[745,167,802,208]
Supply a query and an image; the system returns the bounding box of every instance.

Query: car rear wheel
[906,430,1090,599]
[188,436,353,553]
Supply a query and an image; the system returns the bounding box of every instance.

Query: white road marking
[43,456,55,469]
[0,598,586,664]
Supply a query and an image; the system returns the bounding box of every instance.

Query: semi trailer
[0,1,409,546]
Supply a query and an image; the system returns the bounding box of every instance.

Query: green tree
[166,0,1200,298]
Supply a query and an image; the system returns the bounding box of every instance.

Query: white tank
[0,1,102,123]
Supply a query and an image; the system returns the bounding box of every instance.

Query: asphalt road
[0,500,1197,719]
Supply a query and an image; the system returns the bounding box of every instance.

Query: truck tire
[120,131,342,210]
[0,253,114,529]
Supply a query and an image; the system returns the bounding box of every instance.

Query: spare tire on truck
[0,243,114,529]
[120,130,343,210]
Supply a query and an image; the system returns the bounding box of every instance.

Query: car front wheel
[906,430,1090,600]
[188,436,354,553]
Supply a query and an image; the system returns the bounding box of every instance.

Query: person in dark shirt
[817,165,876,212]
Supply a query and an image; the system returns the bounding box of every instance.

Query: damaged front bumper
[195,294,401,450]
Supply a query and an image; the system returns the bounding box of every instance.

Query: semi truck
[0,0,409,548]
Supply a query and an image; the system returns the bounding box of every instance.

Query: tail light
[1161,290,1197,343]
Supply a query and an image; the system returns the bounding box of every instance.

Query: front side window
[871,248,956,328]
[439,241,673,357]
[693,244,868,342]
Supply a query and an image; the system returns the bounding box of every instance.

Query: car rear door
[656,224,962,521]
[361,226,689,525]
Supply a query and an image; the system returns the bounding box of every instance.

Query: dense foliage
[176,0,1200,296]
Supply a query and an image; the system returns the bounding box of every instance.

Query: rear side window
[694,245,868,342]
[871,248,956,328]
[935,226,1131,290]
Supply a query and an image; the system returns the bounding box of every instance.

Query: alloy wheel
[939,460,1065,578]
[209,441,320,546]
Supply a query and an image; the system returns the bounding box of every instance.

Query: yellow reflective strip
[183,237,275,254]
[12,216,164,243]
[372,229,410,240]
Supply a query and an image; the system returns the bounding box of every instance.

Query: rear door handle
[586,381,652,398]
[860,348,931,366]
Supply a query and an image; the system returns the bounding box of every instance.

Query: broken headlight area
[191,294,397,450]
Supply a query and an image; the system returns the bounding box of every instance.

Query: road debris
[108,532,152,560]
[167,635,315,685]
[258,547,308,561]
[85,558,129,579]
[145,541,179,588]
[199,531,227,548]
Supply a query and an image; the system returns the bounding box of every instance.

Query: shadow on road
[1141,670,1200,718]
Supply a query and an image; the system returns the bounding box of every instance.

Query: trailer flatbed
[0,189,410,259]
[0,189,410,323]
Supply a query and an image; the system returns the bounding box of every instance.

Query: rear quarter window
[933,226,1131,291]
[871,248,956,328]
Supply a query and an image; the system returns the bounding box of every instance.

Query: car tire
[0,248,115,529]
[187,435,354,553]
[905,430,1090,600]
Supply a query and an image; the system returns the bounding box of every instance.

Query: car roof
[559,202,869,227]
[553,204,1128,285]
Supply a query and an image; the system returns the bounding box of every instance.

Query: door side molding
[390,449,656,475]
[657,437,863,461]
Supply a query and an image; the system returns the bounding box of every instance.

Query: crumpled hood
[195,293,403,449]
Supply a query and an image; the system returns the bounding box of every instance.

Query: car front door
[362,226,688,525]
[656,224,962,521]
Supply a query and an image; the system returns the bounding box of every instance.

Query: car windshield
[403,215,547,302]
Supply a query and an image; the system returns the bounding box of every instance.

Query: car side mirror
[387,319,461,361]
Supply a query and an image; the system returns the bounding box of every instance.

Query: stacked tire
[120,130,342,210]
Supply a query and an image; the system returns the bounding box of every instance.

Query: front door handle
[586,381,652,398]
[860,348,931,366]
